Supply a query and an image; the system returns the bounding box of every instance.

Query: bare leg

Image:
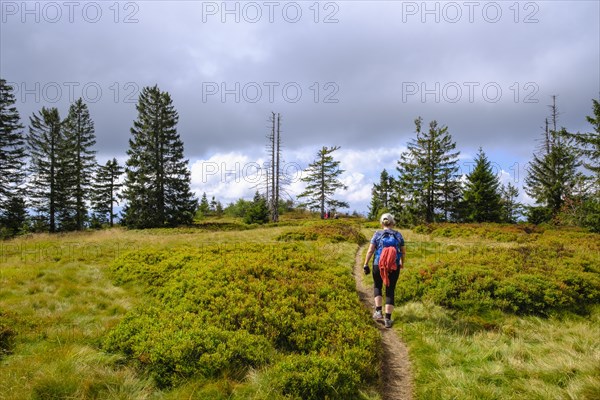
[385,304,394,315]
[375,296,383,307]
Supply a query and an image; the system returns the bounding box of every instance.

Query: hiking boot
[384,318,393,328]
[372,310,383,320]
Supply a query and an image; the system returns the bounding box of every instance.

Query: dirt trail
[354,245,414,400]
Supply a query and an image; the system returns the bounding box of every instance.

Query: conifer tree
[91,158,123,227]
[0,79,27,236]
[297,146,348,216]
[525,97,583,222]
[500,182,522,223]
[62,98,97,230]
[396,117,460,223]
[525,130,581,218]
[27,107,63,232]
[561,98,600,186]
[440,164,463,222]
[198,192,210,217]
[215,200,224,217]
[367,188,383,221]
[244,191,269,224]
[122,85,197,228]
[462,148,502,222]
[368,169,394,220]
[210,196,218,213]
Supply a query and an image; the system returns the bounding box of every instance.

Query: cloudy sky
[1,0,598,213]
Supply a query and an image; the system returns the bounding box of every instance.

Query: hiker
[363,213,405,328]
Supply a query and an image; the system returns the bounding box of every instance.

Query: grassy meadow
[0,219,381,399]
[378,223,600,400]
[1,218,599,399]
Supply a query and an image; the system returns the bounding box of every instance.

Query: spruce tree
[368,169,394,220]
[122,85,197,228]
[55,139,78,231]
[500,182,522,223]
[91,158,123,227]
[215,200,224,217]
[546,99,600,231]
[462,148,502,222]
[198,192,210,217]
[525,97,584,222]
[529,135,580,213]
[0,79,27,236]
[244,191,269,224]
[1,196,28,237]
[27,107,63,232]
[367,188,383,221]
[62,98,97,230]
[561,98,600,186]
[440,165,463,222]
[396,117,460,223]
[297,146,349,216]
[525,128,581,219]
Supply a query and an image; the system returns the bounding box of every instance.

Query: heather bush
[104,234,379,396]
[398,227,600,315]
[277,220,367,244]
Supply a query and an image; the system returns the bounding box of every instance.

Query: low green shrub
[398,228,600,315]
[413,224,434,234]
[270,354,361,400]
[0,311,15,358]
[423,223,544,242]
[277,220,367,244]
[104,239,379,396]
[104,307,274,388]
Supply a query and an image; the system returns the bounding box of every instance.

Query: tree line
[2,75,598,236]
[0,78,349,235]
[368,97,599,231]
[0,80,197,237]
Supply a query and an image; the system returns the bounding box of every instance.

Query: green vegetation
[297,145,349,216]
[367,169,394,220]
[0,79,27,239]
[462,148,503,223]
[394,117,461,224]
[1,220,598,399]
[367,98,600,229]
[385,223,600,400]
[397,302,600,400]
[399,228,600,315]
[121,85,197,229]
[277,219,367,244]
[104,237,378,397]
[0,220,380,399]
[91,158,123,228]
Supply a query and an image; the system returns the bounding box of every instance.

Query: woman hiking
[363,213,405,328]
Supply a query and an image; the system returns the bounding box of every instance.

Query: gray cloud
[1,0,598,211]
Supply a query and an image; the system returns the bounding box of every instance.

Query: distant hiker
[363,213,405,328]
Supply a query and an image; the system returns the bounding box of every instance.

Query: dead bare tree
[260,112,283,222]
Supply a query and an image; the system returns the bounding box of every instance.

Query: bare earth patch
[354,246,414,400]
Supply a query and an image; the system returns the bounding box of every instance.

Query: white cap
[380,213,395,226]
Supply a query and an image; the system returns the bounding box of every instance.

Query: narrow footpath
[354,245,414,400]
